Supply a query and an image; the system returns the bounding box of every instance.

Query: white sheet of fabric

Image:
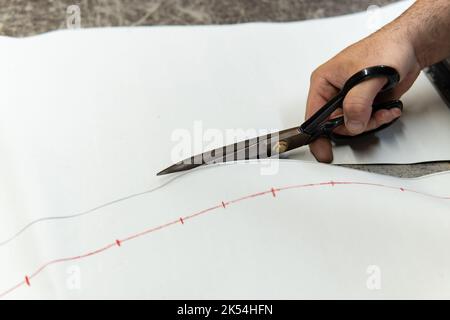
[0,161,450,299]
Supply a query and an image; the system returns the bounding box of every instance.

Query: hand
[306,30,421,162]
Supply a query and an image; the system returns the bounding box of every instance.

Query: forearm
[384,0,450,68]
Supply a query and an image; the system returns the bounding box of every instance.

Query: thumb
[343,77,386,135]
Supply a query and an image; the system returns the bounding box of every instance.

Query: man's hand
[306,0,450,163]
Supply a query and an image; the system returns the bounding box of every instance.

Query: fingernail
[346,120,364,133]
[391,108,402,117]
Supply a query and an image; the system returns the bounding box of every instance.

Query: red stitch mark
[271,188,277,197]
[330,181,335,186]
[221,201,226,208]
[179,217,184,225]
[1,180,449,299]
[115,239,121,247]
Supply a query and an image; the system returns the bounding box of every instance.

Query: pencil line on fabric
[0,180,448,299]
[0,171,191,248]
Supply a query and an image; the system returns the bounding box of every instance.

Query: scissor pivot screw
[273,140,288,154]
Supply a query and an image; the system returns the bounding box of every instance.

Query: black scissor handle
[300,65,402,142]
[341,65,399,94]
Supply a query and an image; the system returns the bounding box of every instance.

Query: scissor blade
[156,163,202,176]
[157,127,312,175]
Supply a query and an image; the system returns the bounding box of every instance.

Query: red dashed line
[1,180,449,299]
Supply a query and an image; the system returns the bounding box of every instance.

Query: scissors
[157,65,402,176]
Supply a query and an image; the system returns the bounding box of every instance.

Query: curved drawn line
[0,180,448,299]
[3,158,448,248]
[0,171,190,247]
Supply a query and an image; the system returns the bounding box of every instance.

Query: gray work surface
[1,0,449,177]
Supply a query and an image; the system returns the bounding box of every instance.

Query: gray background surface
[1,0,449,177]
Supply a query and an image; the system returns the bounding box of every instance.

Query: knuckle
[310,70,319,82]
[310,67,325,83]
